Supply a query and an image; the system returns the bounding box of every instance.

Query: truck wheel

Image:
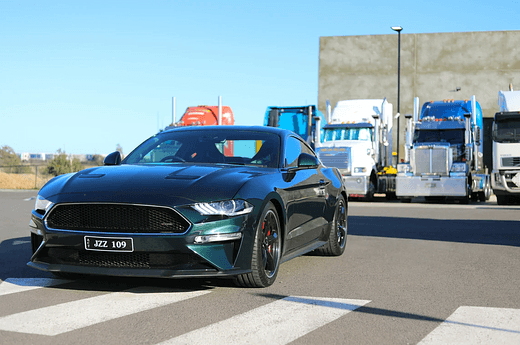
[497,195,510,205]
[364,180,375,201]
[459,195,470,204]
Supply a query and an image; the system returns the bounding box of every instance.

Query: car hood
[40,164,273,206]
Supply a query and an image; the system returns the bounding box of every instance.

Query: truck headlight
[354,167,366,173]
[451,163,467,172]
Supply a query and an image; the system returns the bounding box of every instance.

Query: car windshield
[414,129,465,145]
[123,129,281,168]
[323,127,373,141]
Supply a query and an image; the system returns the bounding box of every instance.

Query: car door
[281,136,328,253]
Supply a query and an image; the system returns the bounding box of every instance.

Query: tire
[235,202,281,288]
[364,180,376,201]
[316,195,347,256]
[497,195,511,205]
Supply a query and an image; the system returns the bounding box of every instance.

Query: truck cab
[396,97,490,203]
[491,89,520,204]
[316,99,395,200]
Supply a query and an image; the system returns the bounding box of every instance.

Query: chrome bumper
[343,176,368,195]
[396,176,467,197]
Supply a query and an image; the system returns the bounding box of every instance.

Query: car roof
[160,125,292,137]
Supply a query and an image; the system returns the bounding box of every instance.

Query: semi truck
[315,99,396,200]
[396,96,491,203]
[174,105,234,127]
[264,105,326,150]
[165,105,235,156]
[491,88,520,205]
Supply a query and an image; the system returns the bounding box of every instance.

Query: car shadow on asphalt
[348,216,520,247]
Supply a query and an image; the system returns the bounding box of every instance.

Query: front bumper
[396,176,467,197]
[491,171,520,194]
[29,210,255,279]
[342,175,368,196]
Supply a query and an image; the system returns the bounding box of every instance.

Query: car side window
[285,137,301,168]
[285,136,317,168]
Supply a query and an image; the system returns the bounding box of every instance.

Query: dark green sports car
[29,126,347,287]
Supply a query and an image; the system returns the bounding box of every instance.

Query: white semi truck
[315,99,396,200]
[491,87,520,205]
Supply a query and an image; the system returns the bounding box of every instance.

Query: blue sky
[1,0,518,155]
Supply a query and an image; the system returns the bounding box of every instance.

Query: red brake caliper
[264,221,272,253]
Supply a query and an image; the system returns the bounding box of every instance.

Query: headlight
[354,167,366,173]
[192,200,253,217]
[35,195,53,214]
[451,163,467,172]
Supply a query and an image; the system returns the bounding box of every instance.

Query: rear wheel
[316,195,347,256]
[235,202,281,288]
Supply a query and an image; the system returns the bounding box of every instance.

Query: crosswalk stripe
[418,306,520,344]
[159,296,371,345]
[0,286,211,336]
[0,278,70,297]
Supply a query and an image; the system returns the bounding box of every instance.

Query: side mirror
[104,151,122,166]
[298,153,319,168]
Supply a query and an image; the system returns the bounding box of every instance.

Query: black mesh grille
[46,204,190,234]
[42,248,214,270]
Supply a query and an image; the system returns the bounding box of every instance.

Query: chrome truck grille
[502,157,520,167]
[317,148,352,174]
[412,146,451,176]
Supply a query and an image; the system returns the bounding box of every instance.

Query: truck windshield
[414,129,465,145]
[323,127,373,142]
[494,120,520,143]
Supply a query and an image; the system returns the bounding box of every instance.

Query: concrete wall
[318,30,520,161]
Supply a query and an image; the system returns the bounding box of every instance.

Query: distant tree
[46,149,84,176]
[116,144,123,157]
[0,145,21,166]
[91,154,105,166]
[0,145,30,173]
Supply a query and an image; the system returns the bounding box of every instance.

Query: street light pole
[391,26,403,166]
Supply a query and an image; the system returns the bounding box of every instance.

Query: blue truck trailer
[396,96,491,203]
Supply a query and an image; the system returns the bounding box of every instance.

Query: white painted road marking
[418,306,520,344]
[0,287,211,336]
[0,278,70,296]
[160,296,371,345]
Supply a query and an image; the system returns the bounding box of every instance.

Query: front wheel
[316,195,347,256]
[235,202,281,288]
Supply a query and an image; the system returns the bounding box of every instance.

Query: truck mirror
[475,127,481,145]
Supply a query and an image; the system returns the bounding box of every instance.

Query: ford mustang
[29,126,347,287]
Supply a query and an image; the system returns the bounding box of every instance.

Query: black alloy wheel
[235,202,281,288]
[316,195,347,256]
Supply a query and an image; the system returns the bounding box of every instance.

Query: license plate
[84,236,134,252]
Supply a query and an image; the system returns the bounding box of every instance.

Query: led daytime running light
[192,200,253,217]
